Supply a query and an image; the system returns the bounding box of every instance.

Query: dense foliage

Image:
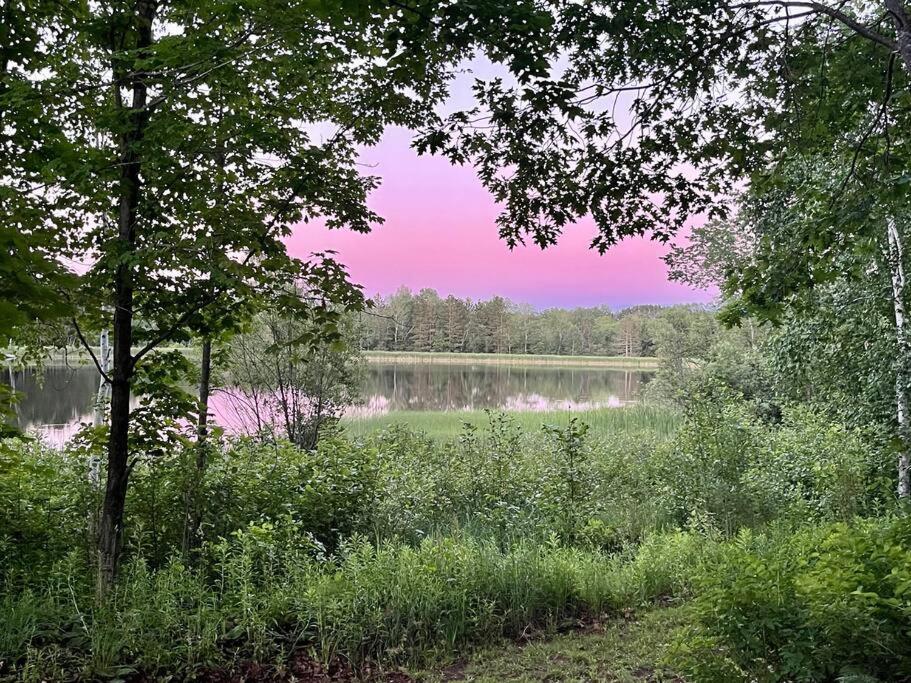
[6,1,911,680]
[0,388,902,680]
[678,517,911,681]
[359,288,727,358]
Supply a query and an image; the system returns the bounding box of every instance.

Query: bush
[0,400,898,680]
[126,434,381,562]
[366,413,669,546]
[660,388,890,535]
[677,518,911,682]
[0,439,93,583]
[660,386,762,534]
[744,408,892,523]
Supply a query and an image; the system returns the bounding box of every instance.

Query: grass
[1,532,707,680]
[414,607,688,682]
[342,404,680,439]
[363,350,659,369]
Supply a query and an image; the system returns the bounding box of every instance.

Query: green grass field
[363,350,659,369]
[342,404,680,439]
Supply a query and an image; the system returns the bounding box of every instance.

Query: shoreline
[16,347,659,370]
[362,350,658,369]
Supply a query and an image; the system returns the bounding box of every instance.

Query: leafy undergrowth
[413,607,687,683]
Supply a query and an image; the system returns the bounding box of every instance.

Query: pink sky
[287,125,716,310]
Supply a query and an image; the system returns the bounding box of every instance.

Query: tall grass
[343,404,680,439]
[1,531,714,680]
[2,392,892,681]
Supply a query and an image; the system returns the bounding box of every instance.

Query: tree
[385,286,416,351]
[223,294,364,451]
[666,217,756,292]
[0,0,79,427]
[420,1,911,497]
[411,288,443,351]
[473,296,511,353]
[615,314,643,358]
[442,295,472,352]
[9,0,559,591]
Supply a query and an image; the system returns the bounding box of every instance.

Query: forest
[357,289,715,357]
[3,1,911,681]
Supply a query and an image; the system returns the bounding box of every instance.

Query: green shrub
[660,388,890,536]
[743,408,891,523]
[0,398,898,681]
[219,434,380,549]
[677,518,911,682]
[660,387,763,534]
[0,440,92,583]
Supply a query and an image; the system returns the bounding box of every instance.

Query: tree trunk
[887,216,911,499]
[98,316,132,591]
[88,329,110,553]
[92,329,111,429]
[182,336,211,554]
[885,0,911,76]
[97,0,155,595]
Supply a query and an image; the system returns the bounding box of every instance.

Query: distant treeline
[358,287,716,357]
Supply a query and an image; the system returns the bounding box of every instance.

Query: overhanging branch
[731,1,896,50]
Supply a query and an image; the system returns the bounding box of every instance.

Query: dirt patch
[437,659,469,681]
[172,652,414,682]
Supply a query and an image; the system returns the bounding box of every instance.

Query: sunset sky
[286,61,717,311]
[286,125,715,310]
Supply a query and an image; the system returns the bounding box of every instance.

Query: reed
[342,404,680,439]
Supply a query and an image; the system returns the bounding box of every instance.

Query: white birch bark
[90,329,111,487]
[887,217,910,499]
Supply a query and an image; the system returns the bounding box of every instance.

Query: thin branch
[731,0,896,50]
[72,318,111,384]
[131,294,221,366]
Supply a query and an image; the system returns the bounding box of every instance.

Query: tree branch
[731,1,896,50]
[833,51,896,203]
[72,317,112,384]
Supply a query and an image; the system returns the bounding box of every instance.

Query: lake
[6,362,652,445]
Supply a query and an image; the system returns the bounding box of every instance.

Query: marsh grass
[342,405,680,439]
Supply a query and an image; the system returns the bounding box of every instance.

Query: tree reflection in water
[8,363,651,445]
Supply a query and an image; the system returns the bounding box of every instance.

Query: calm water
[6,363,651,444]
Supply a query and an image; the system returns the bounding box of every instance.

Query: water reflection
[355,363,649,415]
[6,365,102,444]
[7,362,651,445]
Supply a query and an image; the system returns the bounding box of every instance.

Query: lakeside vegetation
[33,347,658,370]
[341,405,678,439]
[2,387,903,681]
[358,288,703,358]
[362,350,658,369]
